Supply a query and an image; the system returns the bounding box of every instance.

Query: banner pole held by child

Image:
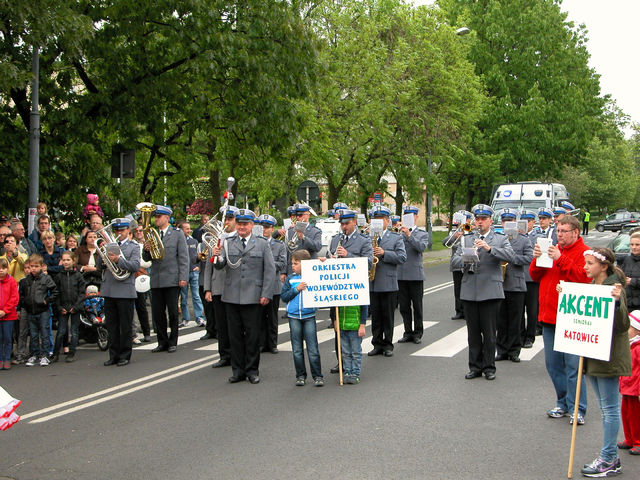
[335,306,344,386]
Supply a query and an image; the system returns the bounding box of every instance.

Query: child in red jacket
[619,310,640,455]
[0,258,19,370]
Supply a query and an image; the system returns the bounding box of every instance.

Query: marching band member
[284,204,322,274]
[495,209,532,363]
[203,205,238,366]
[213,209,276,384]
[257,214,286,354]
[397,206,428,344]
[367,205,406,357]
[101,218,141,366]
[443,210,473,320]
[519,209,539,348]
[332,202,348,221]
[145,205,189,354]
[451,204,515,381]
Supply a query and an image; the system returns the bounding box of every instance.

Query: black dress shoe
[142,336,151,343]
[367,348,383,356]
[212,359,231,368]
[412,337,422,344]
[151,346,168,353]
[509,355,521,363]
[228,375,246,383]
[167,346,177,353]
[495,353,509,361]
[248,375,260,384]
[383,350,394,357]
[330,364,339,374]
[484,372,496,380]
[465,370,482,379]
[104,359,117,366]
[270,348,279,354]
[522,340,533,349]
[200,333,212,341]
[397,336,412,343]
[117,359,129,366]
[451,314,465,320]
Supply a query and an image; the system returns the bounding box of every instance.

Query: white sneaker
[132,337,142,345]
[25,356,37,367]
[40,357,50,366]
[196,317,206,327]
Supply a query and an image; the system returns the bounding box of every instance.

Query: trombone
[444,223,473,249]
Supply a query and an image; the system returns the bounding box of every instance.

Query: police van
[491,182,570,214]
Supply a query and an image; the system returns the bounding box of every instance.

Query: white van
[490,181,570,212]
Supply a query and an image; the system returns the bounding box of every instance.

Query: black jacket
[18,273,59,314]
[622,253,640,309]
[54,268,86,314]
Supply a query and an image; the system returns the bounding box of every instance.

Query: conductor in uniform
[145,205,189,353]
[213,209,276,384]
[101,218,141,366]
[397,206,428,344]
[367,205,406,357]
[451,204,515,380]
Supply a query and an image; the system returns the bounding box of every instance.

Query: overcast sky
[412,0,639,135]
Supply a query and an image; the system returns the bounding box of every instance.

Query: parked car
[595,211,640,232]
[608,223,640,264]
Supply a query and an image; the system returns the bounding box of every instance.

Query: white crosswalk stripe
[411,326,468,357]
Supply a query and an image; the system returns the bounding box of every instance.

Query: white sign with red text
[553,282,615,361]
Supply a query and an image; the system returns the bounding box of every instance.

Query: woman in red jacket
[0,257,19,370]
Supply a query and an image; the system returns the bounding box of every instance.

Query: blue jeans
[54,313,80,355]
[288,316,322,379]
[588,375,620,462]
[340,329,362,377]
[542,325,587,415]
[0,321,14,362]
[28,311,51,358]
[180,270,204,322]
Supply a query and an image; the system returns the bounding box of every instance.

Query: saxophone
[369,233,379,281]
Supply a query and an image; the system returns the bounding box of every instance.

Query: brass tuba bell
[136,202,165,260]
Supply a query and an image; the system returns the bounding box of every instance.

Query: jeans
[180,271,204,322]
[53,313,80,355]
[288,316,322,379]
[28,311,51,358]
[340,329,362,377]
[588,375,620,462]
[0,321,14,362]
[542,325,587,415]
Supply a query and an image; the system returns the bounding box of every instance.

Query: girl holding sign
[580,248,631,478]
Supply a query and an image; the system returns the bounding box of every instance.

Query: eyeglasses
[556,229,574,234]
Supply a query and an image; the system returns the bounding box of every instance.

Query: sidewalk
[423,247,450,266]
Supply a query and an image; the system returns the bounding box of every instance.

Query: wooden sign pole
[567,356,584,479]
[335,306,344,386]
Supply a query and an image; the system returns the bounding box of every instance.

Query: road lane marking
[518,340,545,361]
[412,327,468,357]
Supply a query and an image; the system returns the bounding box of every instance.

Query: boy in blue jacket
[281,250,323,386]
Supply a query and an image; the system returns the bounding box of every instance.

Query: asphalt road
[2,230,636,480]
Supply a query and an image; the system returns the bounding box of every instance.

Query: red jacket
[0,274,19,321]
[529,236,591,325]
[620,339,640,396]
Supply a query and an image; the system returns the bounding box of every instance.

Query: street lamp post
[28,46,40,234]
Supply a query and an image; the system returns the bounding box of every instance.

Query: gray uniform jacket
[328,231,374,269]
[398,227,428,281]
[268,238,287,297]
[451,230,516,301]
[145,227,189,289]
[99,240,140,299]
[370,231,407,293]
[214,234,276,304]
[523,231,538,282]
[502,233,533,292]
[286,224,322,258]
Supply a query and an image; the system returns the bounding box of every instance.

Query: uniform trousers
[199,285,215,336]
[371,291,397,352]
[134,291,150,337]
[225,303,261,378]
[212,295,230,361]
[462,299,501,374]
[496,291,525,357]
[398,280,424,339]
[261,294,280,351]
[452,270,463,316]
[621,395,640,448]
[104,297,134,362]
[150,286,180,348]
[521,281,539,344]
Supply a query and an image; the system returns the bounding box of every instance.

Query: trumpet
[136,202,165,260]
[96,221,131,281]
[444,223,473,248]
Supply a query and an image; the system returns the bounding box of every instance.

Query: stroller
[79,285,108,351]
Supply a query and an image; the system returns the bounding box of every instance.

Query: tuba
[96,221,131,281]
[286,218,299,252]
[368,233,379,281]
[136,202,165,260]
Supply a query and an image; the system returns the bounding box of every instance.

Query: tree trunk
[447,190,456,231]
[395,183,404,216]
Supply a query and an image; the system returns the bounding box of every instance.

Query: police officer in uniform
[397,206,428,344]
[101,218,141,366]
[332,202,349,221]
[203,206,238,366]
[257,214,286,354]
[213,209,276,384]
[367,205,406,357]
[495,209,532,363]
[443,210,473,320]
[146,205,190,353]
[520,209,539,348]
[451,204,515,380]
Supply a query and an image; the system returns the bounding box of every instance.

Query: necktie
[160,231,164,241]
[241,238,246,250]
[480,235,485,241]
